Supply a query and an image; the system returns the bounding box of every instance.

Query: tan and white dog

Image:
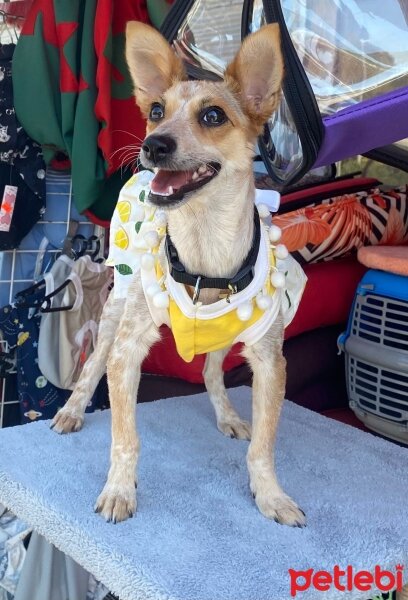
[51,22,306,528]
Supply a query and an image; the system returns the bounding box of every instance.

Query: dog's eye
[200,107,227,127]
[149,103,165,121]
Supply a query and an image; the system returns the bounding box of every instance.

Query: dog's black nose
[142,135,177,164]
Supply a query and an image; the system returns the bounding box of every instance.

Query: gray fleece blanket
[0,387,407,600]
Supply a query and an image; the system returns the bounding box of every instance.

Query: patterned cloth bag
[273,185,408,263]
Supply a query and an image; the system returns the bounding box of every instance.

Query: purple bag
[161,0,408,186]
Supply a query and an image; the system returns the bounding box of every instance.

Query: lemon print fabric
[114,226,129,250]
[117,200,131,223]
[108,170,160,299]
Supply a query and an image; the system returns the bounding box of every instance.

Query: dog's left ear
[225,24,284,129]
[126,21,186,115]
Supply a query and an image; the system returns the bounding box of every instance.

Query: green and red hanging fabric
[12,0,150,225]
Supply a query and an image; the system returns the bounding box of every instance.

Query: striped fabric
[273,186,408,264]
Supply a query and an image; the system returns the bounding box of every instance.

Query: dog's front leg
[95,279,160,523]
[243,317,306,527]
[203,349,251,440]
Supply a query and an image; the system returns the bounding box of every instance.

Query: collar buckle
[192,276,202,304]
[225,283,238,303]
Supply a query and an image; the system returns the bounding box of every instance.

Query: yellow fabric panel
[169,298,266,363]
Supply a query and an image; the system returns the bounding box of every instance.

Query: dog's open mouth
[148,162,220,205]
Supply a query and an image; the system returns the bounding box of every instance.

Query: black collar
[165,207,261,303]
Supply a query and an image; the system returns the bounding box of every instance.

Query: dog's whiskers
[111,144,142,161]
[111,129,145,143]
[130,155,142,173]
[112,147,142,176]
[119,154,138,172]
[118,149,140,176]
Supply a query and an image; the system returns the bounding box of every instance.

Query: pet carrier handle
[242,0,324,186]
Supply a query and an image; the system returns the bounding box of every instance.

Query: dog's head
[126,22,283,208]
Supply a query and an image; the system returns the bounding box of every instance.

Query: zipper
[160,0,196,41]
[243,0,324,186]
[241,0,253,39]
[263,0,323,182]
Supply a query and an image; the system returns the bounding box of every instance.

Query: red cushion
[142,329,246,384]
[142,257,367,383]
[280,177,379,207]
[285,257,366,340]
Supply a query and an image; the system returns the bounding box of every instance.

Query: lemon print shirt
[107,171,307,363]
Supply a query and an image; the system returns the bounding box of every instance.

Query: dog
[51,21,307,528]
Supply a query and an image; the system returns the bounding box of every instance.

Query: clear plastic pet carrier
[338,270,408,444]
[161,0,408,186]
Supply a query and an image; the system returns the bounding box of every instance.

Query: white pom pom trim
[155,211,167,227]
[257,203,270,219]
[236,302,254,322]
[271,271,286,289]
[146,283,162,297]
[144,231,160,249]
[274,244,289,260]
[141,253,155,270]
[153,291,170,308]
[256,294,273,311]
[134,236,148,250]
[268,224,282,243]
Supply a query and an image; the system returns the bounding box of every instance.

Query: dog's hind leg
[51,293,125,434]
[95,278,160,523]
[243,317,306,527]
[203,349,251,440]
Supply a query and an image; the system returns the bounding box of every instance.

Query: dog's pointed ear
[225,24,284,128]
[126,22,186,114]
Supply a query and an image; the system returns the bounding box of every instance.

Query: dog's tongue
[150,170,192,195]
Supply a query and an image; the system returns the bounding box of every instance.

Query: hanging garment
[107,172,307,363]
[0,255,100,422]
[12,0,150,225]
[13,531,109,600]
[0,169,94,308]
[0,291,70,423]
[13,532,89,600]
[0,44,45,250]
[0,504,31,600]
[38,255,113,390]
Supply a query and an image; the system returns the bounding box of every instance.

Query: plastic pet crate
[338,269,408,444]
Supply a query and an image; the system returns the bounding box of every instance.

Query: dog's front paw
[252,486,306,527]
[95,484,137,523]
[218,417,251,440]
[51,409,84,434]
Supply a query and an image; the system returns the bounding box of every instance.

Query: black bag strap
[242,0,324,187]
